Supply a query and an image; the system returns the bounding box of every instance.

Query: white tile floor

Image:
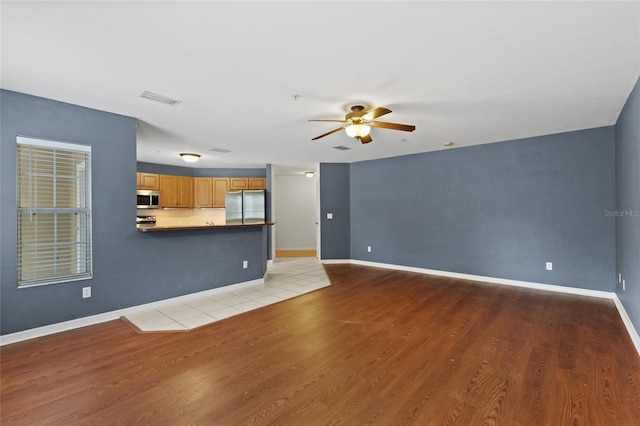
[124,257,330,332]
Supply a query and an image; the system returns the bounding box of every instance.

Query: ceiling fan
[309,105,416,144]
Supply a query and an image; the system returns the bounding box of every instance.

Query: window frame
[16,136,93,288]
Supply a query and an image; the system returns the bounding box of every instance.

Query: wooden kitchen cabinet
[177,176,194,207]
[159,175,177,207]
[195,177,229,208]
[194,178,213,207]
[248,177,266,189]
[229,177,249,190]
[213,178,229,207]
[229,177,266,190]
[137,173,160,190]
[160,175,194,207]
[155,173,262,208]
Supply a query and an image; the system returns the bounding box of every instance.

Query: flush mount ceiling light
[180,153,201,163]
[304,171,315,178]
[139,90,182,106]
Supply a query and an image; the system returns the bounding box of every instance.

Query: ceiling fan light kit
[310,104,415,144]
[345,124,371,138]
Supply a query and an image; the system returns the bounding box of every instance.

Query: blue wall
[320,163,351,259]
[137,161,266,177]
[1,90,267,335]
[615,77,640,328]
[347,127,616,291]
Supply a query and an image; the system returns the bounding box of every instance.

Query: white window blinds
[17,137,92,287]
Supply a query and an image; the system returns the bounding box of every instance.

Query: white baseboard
[613,294,640,356]
[320,258,352,264]
[348,259,614,299]
[0,278,264,346]
[323,258,640,357]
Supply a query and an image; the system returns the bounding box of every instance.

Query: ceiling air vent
[209,147,231,154]
[333,145,350,151]
[139,90,182,106]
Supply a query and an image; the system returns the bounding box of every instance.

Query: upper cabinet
[177,176,194,207]
[194,178,213,208]
[195,177,230,208]
[160,175,194,208]
[136,173,160,190]
[212,178,230,207]
[249,178,266,189]
[229,177,266,190]
[145,173,264,208]
[229,177,249,190]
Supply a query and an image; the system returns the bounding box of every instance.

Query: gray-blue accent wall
[348,127,616,291]
[615,76,640,329]
[1,90,268,335]
[137,161,266,178]
[320,163,351,259]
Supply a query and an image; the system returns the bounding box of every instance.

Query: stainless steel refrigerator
[225,190,243,224]
[242,190,266,224]
[225,190,265,224]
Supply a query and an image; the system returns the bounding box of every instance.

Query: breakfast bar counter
[136,222,274,232]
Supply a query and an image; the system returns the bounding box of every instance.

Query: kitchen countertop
[137,222,274,232]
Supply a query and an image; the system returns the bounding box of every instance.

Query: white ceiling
[2,1,639,173]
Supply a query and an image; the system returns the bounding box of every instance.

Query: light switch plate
[327,213,333,219]
[82,287,91,298]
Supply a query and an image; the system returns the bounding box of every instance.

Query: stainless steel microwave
[137,190,160,209]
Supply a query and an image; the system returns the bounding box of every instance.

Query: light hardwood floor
[2,263,639,424]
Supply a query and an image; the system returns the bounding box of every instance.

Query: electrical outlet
[327,213,333,220]
[82,287,91,299]
[243,260,248,269]
[367,246,372,252]
[623,279,626,291]
[546,262,553,271]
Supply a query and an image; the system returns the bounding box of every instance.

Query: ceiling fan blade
[358,134,373,144]
[311,125,346,140]
[363,107,392,121]
[309,119,347,123]
[370,121,416,132]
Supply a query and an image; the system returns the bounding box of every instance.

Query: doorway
[273,167,318,258]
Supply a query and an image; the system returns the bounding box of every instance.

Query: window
[17,137,92,287]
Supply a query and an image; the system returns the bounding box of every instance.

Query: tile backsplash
[138,208,226,226]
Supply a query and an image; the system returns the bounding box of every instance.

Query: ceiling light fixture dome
[345,124,371,138]
[180,153,201,163]
[304,171,315,178]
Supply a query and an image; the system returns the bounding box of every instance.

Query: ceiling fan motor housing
[346,105,367,122]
